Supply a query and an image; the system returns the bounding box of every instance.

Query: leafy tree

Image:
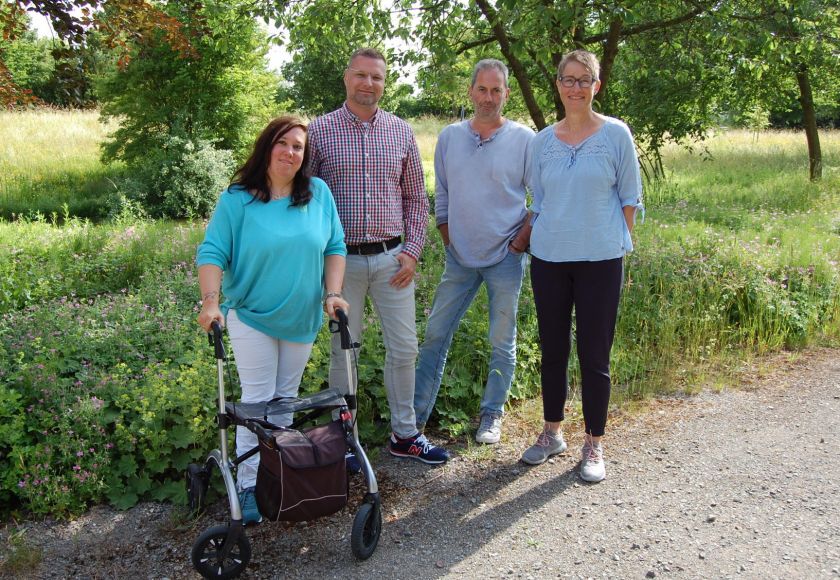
[1,0,193,107]
[4,24,110,107]
[720,0,840,180]
[96,0,277,217]
[98,0,277,165]
[3,25,53,94]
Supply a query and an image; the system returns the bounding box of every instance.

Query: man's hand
[389,252,417,288]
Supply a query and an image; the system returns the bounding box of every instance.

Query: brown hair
[557,49,600,80]
[231,116,312,206]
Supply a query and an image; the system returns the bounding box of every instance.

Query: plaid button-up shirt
[308,104,428,260]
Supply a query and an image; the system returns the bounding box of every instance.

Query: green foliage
[97,0,277,217]
[0,115,838,518]
[0,217,203,312]
[0,259,214,517]
[117,135,235,219]
[2,29,55,97]
[99,0,277,164]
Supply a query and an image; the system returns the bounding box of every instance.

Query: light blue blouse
[525,116,643,263]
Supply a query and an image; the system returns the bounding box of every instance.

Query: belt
[346,236,401,256]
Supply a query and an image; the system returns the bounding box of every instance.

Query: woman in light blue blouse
[196,116,349,522]
[521,50,643,483]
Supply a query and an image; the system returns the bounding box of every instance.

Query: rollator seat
[225,387,348,422]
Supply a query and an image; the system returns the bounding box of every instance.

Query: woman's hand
[324,295,350,320]
[198,303,224,332]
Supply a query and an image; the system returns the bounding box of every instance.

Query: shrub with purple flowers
[9,395,112,516]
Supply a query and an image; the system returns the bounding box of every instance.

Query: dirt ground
[2,347,839,579]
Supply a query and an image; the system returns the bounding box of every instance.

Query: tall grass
[0,110,123,220]
[611,129,840,398]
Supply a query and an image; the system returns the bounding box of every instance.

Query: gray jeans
[329,244,419,438]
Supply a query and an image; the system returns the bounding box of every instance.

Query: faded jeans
[414,247,526,425]
[329,244,419,439]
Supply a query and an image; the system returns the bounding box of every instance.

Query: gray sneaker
[521,428,567,465]
[581,433,593,461]
[475,413,503,444]
[580,441,606,482]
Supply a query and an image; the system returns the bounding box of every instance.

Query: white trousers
[227,309,313,490]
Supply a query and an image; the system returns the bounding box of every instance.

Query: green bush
[117,136,235,219]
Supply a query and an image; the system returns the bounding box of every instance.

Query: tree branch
[474,0,547,129]
[456,36,497,54]
[582,4,706,43]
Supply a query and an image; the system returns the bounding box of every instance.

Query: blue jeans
[414,248,526,425]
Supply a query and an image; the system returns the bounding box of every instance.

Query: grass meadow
[0,110,126,221]
[0,109,838,518]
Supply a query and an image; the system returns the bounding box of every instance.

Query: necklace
[270,184,293,200]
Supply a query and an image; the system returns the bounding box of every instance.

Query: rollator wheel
[191,524,251,579]
[186,464,209,512]
[350,501,382,560]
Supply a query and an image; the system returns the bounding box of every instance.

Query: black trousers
[530,256,623,436]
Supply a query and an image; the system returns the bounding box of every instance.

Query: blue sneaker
[345,451,362,474]
[238,486,262,525]
[388,432,450,465]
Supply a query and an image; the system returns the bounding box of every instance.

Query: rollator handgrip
[210,320,226,360]
[332,308,353,350]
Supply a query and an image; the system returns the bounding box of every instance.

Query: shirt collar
[468,118,508,145]
[341,102,381,126]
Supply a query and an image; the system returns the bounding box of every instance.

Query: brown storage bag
[255,419,348,522]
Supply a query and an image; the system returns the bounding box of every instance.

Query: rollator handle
[331,308,353,350]
[209,320,226,360]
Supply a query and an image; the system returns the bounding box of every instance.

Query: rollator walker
[186,310,381,579]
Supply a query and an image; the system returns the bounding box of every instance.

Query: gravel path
[3,348,838,579]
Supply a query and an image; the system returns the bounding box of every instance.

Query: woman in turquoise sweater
[196,116,348,523]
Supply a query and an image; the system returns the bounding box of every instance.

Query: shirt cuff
[402,241,423,260]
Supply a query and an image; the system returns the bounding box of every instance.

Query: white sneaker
[580,438,606,482]
[475,413,502,444]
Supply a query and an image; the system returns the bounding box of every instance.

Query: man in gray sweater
[414,59,535,444]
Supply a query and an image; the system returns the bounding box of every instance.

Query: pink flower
[73,465,81,471]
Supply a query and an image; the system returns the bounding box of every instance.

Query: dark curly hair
[231,115,312,206]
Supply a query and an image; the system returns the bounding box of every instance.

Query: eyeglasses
[347,68,385,84]
[558,76,596,89]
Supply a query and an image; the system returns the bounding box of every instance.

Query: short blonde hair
[557,49,600,80]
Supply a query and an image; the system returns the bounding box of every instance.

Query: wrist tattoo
[202,291,219,302]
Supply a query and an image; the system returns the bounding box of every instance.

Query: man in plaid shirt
[308,47,449,465]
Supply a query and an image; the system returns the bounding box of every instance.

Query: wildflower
[76,451,84,457]
[17,481,26,488]
[73,465,81,471]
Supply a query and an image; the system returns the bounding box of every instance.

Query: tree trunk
[795,62,822,181]
[596,18,622,111]
[475,0,547,130]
